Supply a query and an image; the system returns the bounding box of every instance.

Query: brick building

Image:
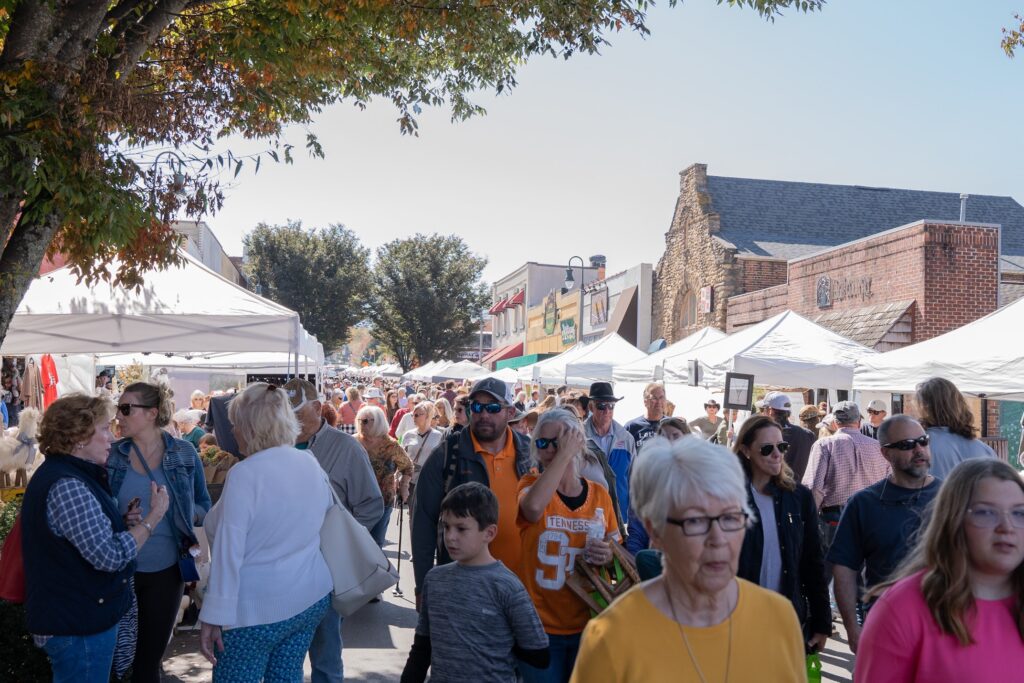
[653,164,1024,350]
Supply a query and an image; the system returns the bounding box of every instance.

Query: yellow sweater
[570,578,805,683]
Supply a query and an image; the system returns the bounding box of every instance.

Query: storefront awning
[508,290,525,307]
[480,342,523,368]
[488,298,508,315]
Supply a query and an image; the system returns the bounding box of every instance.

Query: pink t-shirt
[855,570,1024,682]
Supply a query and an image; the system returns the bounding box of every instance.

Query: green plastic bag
[806,653,822,683]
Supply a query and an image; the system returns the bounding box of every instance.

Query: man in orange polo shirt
[412,377,532,605]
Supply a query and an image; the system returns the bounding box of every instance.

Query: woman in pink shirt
[855,458,1024,682]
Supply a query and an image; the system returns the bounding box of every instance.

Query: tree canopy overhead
[368,234,489,371]
[0,0,823,347]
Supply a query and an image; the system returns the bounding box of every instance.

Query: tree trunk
[0,212,62,348]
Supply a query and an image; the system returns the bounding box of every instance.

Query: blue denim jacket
[107,431,212,540]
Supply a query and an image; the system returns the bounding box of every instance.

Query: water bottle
[585,508,605,564]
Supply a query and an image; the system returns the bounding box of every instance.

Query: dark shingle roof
[705,176,1024,271]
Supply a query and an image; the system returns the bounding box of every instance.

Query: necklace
[663,579,733,683]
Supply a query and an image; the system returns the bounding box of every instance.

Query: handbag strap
[130,441,194,545]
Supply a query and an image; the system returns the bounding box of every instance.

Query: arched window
[679,290,698,328]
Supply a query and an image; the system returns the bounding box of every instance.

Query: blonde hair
[530,408,585,471]
[869,459,1024,645]
[123,381,174,427]
[413,401,436,421]
[355,405,389,439]
[228,382,300,455]
[346,386,361,402]
[434,397,453,424]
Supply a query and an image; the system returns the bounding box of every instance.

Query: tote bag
[320,486,398,617]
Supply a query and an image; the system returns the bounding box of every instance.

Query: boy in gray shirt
[401,482,548,682]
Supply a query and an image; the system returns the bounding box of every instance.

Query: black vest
[22,454,135,635]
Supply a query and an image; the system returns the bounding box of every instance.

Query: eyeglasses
[758,442,790,457]
[593,402,615,411]
[882,435,930,451]
[359,419,371,424]
[966,506,1024,529]
[535,437,558,450]
[470,401,504,414]
[645,395,666,402]
[117,403,154,416]
[666,512,748,537]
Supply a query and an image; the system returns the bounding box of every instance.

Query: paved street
[161,508,855,682]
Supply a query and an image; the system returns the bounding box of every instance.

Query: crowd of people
[7,368,1024,682]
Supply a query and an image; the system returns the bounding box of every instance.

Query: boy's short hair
[440,482,499,530]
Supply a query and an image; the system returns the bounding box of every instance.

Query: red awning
[488,298,508,315]
[480,342,524,368]
[508,290,525,307]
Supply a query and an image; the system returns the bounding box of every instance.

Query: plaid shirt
[802,427,889,509]
[338,423,357,435]
[46,477,137,572]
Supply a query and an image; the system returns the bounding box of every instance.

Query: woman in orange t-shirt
[517,408,620,683]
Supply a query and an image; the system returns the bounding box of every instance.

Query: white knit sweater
[200,445,333,628]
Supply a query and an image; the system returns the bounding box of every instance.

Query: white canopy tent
[664,310,877,390]
[378,363,404,377]
[403,360,444,382]
[612,327,727,383]
[2,251,313,373]
[853,296,1024,400]
[484,367,520,384]
[517,333,646,387]
[431,360,488,382]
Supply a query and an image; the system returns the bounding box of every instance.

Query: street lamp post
[148,150,186,219]
[560,255,586,346]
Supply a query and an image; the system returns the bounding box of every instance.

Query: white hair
[190,390,205,401]
[229,382,300,455]
[630,435,752,536]
[173,408,200,426]
[530,408,586,470]
[355,405,389,439]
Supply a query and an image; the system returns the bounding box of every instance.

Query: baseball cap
[833,401,861,423]
[283,378,318,412]
[867,399,887,412]
[469,377,514,406]
[765,392,792,412]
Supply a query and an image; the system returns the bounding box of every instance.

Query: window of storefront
[679,290,698,328]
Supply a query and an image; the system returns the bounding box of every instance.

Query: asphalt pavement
[161,506,855,682]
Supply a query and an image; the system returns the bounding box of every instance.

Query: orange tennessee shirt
[516,473,620,634]
[471,429,522,576]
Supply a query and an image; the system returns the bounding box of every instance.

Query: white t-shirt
[402,428,443,485]
[751,484,783,593]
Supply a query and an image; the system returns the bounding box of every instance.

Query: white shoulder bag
[320,484,399,617]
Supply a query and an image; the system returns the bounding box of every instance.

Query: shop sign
[590,288,609,326]
[543,292,558,335]
[700,285,714,313]
[560,319,577,345]
[817,274,873,309]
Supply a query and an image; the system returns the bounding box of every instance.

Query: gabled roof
[705,175,1024,271]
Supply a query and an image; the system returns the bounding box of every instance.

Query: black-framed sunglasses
[758,441,790,456]
[666,512,748,536]
[535,437,558,450]
[882,434,930,451]
[117,403,154,416]
[593,402,615,411]
[470,401,504,414]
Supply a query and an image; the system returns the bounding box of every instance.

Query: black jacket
[781,419,816,483]
[738,480,831,640]
[411,427,531,593]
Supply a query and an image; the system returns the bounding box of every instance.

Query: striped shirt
[802,428,889,509]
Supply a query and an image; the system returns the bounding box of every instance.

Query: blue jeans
[519,632,581,683]
[215,595,329,683]
[42,623,119,683]
[309,606,344,683]
[369,506,393,547]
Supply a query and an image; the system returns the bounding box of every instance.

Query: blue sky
[205,0,1024,285]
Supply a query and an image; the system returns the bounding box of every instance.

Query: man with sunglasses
[801,401,889,587]
[827,415,940,653]
[411,377,532,607]
[583,382,636,530]
[859,399,887,440]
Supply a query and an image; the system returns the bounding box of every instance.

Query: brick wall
[725,221,1000,343]
[738,257,788,294]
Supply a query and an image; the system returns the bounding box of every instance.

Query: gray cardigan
[307,420,384,529]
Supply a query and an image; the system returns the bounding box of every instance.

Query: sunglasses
[117,403,154,416]
[758,442,790,456]
[882,434,930,451]
[593,402,615,411]
[535,437,558,450]
[359,419,371,424]
[470,401,504,414]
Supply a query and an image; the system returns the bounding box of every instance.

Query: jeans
[519,632,581,683]
[309,606,344,683]
[215,595,329,683]
[43,623,119,683]
[369,506,393,548]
